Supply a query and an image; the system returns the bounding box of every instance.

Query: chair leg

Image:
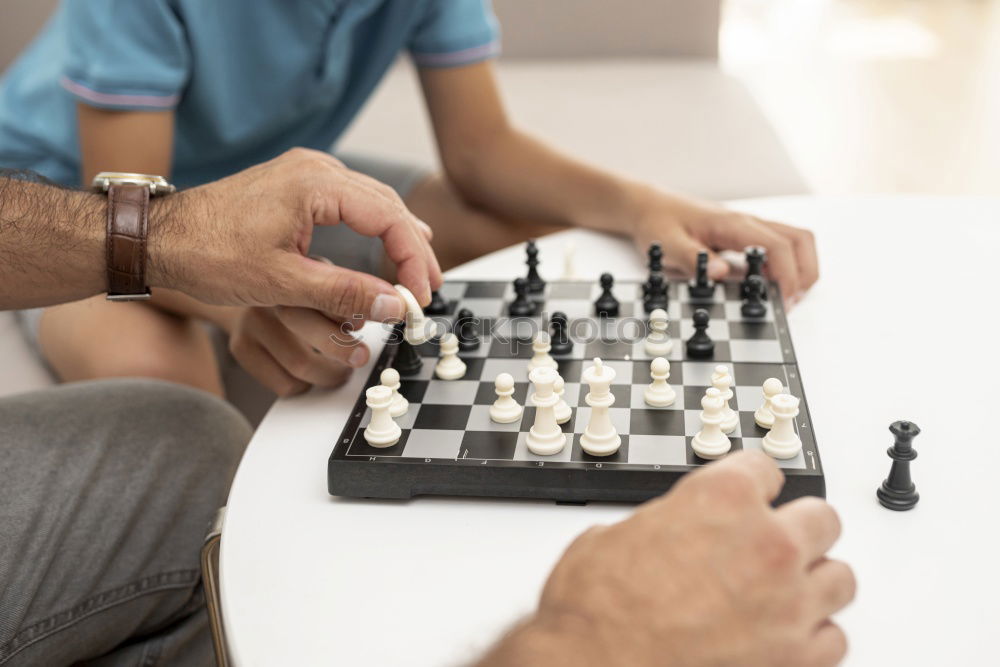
[201,506,230,667]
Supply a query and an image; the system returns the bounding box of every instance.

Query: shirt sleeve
[59,0,190,111]
[409,0,501,69]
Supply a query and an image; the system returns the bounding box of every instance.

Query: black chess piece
[525,240,546,293]
[390,323,423,376]
[685,308,715,359]
[643,242,664,295]
[549,311,573,355]
[424,290,448,315]
[740,275,767,319]
[453,308,480,352]
[508,277,535,317]
[594,272,620,317]
[877,421,921,511]
[688,251,715,299]
[741,246,768,300]
[643,273,669,313]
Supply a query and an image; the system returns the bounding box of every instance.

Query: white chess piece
[394,284,429,344]
[363,385,401,447]
[643,357,676,407]
[754,378,783,429]
[527,331,558,372]
[562,240,577,280]
[434,333,466,380]
[762,394,802,459]
[644,308,673,356]
[526,366,568,455]
[489,372,523,423]
[380,367,408,418]
[711,365,739,434]
[553,374,572,424]
[691,387,731,459]
[580,358,621,456]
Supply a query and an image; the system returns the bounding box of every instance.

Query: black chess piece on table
[740,275,767,319]
[549,311,573,355]
[508,277,535,317]
[424,290,448,315]
[643,273,669,313]
[453,308,480,352]
[685,308,715,359]
[594,273,620,317]
[877,420,920,511]
[390,323,423,376]
[525,240,546,293]
[741,246,768,300]
[688,251,715,300]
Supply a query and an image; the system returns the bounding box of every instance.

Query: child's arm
[418,62,818,302]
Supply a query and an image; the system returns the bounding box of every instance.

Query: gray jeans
[0,380,252,666]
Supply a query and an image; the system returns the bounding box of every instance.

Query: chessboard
[327,278,824,505]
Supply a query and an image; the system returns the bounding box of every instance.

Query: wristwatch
[91,172,176,301]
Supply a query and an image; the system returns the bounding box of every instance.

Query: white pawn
[691,387,731,459]
[762,394,802,459]
[711,365,739,434]
[435,333,466,380]
[363,385,401,448]
[580,358,621,456]
[553,374,572,424]
[380,367,408,418]
[527,331,558,372]
[754,378,783,429]
[643,357,676,407]
[526,366,568,455]
[562,240,577,280]
[644,308,673,357]
[490,373,523,423]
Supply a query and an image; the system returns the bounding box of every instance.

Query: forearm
[150,288,240,332]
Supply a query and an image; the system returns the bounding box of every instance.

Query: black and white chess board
[327,279,824,504]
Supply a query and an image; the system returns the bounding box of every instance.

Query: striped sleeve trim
[60,76,180,109]
[411,40,500,68]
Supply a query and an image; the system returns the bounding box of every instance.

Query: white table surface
[222,195,1000,667]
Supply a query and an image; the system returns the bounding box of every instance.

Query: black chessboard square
[728,321,777,340]
[740,412,770,439]
[547,282,592,299]
[460,431,519,460]
[683,385,710,409]
[464,282,507,298]
[488,338,535,359]
[474,381,529,405]
[629,409,686,436]
[685,436,743,466]
[632,362,684,385]
[554,359,584,383]
[681,302,726,319]
[733,362,787,387]
[523,407,576,433]
[398,379,429,404]
[570,434,630,464]
[459,357,487,380]
[412,404,472,430]
[583,339,634,360]
[347,428,411,457]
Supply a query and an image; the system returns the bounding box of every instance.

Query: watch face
[92,172,176,195]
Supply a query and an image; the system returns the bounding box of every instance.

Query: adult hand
[480,451,854,667]
[148,148,442,319]
[631,188,819,306]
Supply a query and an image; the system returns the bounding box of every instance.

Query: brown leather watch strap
[105,184,151,300]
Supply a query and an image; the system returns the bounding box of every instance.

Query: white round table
[221,196,1000,666]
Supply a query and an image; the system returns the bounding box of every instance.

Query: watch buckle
[107,289,152,302]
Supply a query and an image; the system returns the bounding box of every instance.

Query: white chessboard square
[724,301,775,322]
[631,340,682,362]
[527,382,581,408]
[411,358,437,381]
[627,435,689,466]
[684,409,742,437]
[574,407,630,435]
[466,404,523,432]
[438,282,467,300]
[545,298,592,319]
[493,317,543,340]
[482,358,532,383]
[629,384,684,410]
[728,340,784,363]
[742,437,807,469]
[679,318,729,342]
[734,385,784,413]
[680,362,723,387]
[401,429,464,459]
[423,380,481,405]
[592,360,634,385]
[459,298,506,318]
[359,404,421,430]
[513,431,573,462]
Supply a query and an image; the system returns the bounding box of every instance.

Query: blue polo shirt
[0,0,500,188]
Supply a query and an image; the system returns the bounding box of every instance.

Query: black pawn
[643,242,664,295]
[741,246,768,300]
[525,240,545,293]
[594,272,620,317]
[685,308,715,359]
[390,324,423,376]
[508,277,535,317]
[424,290,448,315]
[453,308,480,352]
[877,421,920,511]
[549,311,573,355]
[643,273,669,313]
[688,251,715,299]
[740,275,767,319]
